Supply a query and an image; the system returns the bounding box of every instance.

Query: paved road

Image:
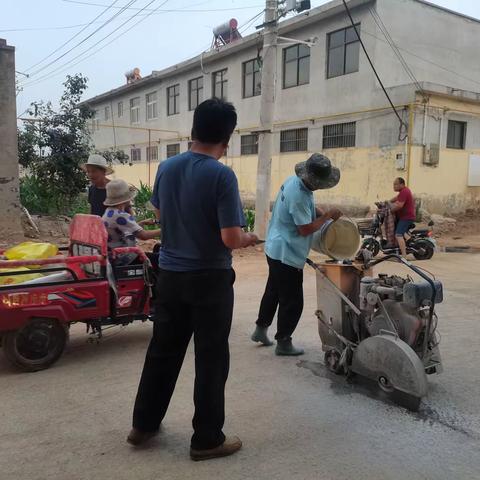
[1,252,479,480]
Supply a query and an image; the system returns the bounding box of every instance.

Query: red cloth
[396,187,415,220]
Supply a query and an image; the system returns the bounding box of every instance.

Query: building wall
[377,0,480,93]
[87,0,480,215]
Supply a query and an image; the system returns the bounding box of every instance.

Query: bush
[244,208,255,232]
[134,181,156,229]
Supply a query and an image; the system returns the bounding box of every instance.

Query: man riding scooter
[390,177,415,258]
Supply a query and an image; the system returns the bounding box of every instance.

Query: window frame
[446,120,466,150]
[167,84,180,116]
[130,147,141,162]
[117,101,123,118]
[212,68,228,100]
[146,145,158,162]
[282,44,310,89]
[104,105,110,121]
[326,24,361,79]
[280,128,309,153]
[322,122,356,149]
[240,133,259,155]
[242,59,261,98]
[146,91,158,120]
[188,76,204,111]
[130,97,140,124]
[166,143,180,158]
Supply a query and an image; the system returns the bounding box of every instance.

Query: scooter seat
[411,228,430,235]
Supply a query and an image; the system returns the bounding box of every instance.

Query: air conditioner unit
[423,143,439,166]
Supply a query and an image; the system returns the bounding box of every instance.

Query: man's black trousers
[256,255,304,340]
[132,268,235,450]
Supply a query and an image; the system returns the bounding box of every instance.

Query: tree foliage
[18,74,93,214]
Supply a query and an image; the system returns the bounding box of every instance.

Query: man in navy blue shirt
[128,99,257,461]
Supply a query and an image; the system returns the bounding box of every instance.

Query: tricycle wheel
[3,319,68,372]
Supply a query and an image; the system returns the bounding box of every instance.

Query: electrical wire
[24,0,123,73]
[21,0,170,89]
[25,0,140,78]
[0,4,263,33]
[341,0,408,141]
[368,7,428,101]
[61,0,262,11]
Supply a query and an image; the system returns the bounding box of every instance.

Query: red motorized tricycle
[0,215,155,372]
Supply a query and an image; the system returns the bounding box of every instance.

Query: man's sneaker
[127,427,159,446]
[190,436,242,461]
[250,325,274,346]
[275,338,304,356]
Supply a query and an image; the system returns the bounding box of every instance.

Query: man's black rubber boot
[275,338,304,356]
[251,326,274,346]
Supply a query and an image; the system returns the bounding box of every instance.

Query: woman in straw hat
[81,154,114,217]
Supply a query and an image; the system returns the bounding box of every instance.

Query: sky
[2,0,479,116]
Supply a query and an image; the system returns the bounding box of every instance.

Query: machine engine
[359,274,443,354]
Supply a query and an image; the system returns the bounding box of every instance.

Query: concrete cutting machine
[307,254,443,411]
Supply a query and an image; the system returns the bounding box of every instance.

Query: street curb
[438,246,480,253]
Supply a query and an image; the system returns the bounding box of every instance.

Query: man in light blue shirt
[251,154,341,355]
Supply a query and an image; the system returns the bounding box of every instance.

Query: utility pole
[254,0,278,240]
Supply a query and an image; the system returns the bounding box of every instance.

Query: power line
[26,0,140,78]
[341,0,408,141]
[61,0,262,12]
[24,0,123,73]
[22,0,171,89]
[1,2,262,33]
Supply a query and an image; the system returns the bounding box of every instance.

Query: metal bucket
[311,218,360,260]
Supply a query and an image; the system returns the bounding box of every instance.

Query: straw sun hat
[103,179,137,206]
[81,154,114,175]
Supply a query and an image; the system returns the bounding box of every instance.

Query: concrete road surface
[1,252,479,480]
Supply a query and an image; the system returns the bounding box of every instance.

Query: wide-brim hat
[295,153,340,190]
[81,153,114,175]
[104,179,137,206]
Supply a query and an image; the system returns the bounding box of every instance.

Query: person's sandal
[190,436,242,461]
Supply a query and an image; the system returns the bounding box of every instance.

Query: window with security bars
[283,44,310,89]
[322,122,356,149]
[167,85,180,116]
[146,91,158,120]
[280,128,308,152]
[130,97,140,124]
[212,69,228,100]
[446,120,466,149]
[130,148,141,162]
[189,77,204,110]
[117,101,123,117]
[146,146,158,161]
[327,25,360,78]
[166,143,180,158]
[243,59,261,98]
[241,134,259,155]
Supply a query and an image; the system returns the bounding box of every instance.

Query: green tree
[18,74,93,214]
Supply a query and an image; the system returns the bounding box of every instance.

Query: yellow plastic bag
[4,242,59,261]
[0,268,44,286]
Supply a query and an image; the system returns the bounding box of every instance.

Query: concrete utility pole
[254,0,278,240]
[0,39,23,242]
